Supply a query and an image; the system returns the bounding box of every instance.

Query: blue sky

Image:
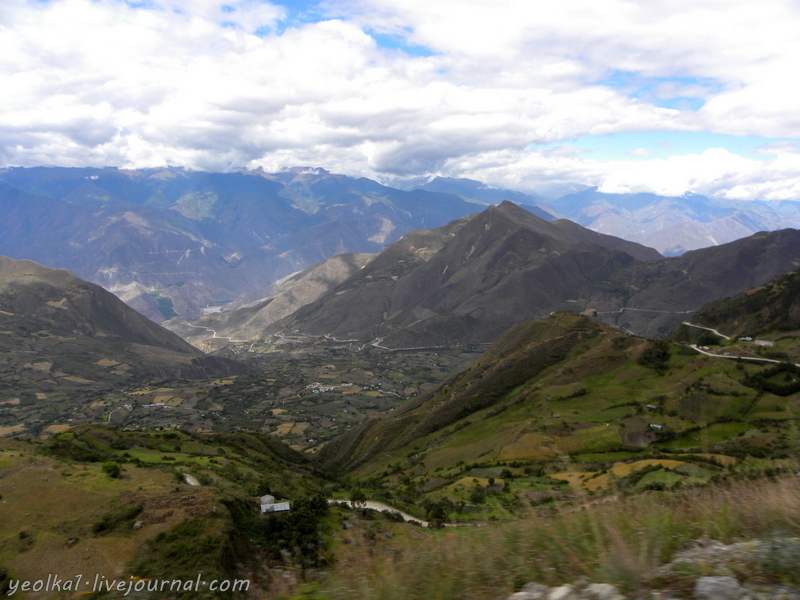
[1,0,800,200]
[593,71,725,112]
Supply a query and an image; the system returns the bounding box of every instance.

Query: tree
[639,340,671,373]
[350,488,367,509]
[469,485,485,504]
[421,498,454,523]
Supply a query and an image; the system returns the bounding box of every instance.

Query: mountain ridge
[547,187,800,255]
[0,255,249,381]
[262,201,662,348]
[4,167,800,328]
[0,167,497,321]
[259,203,800,345]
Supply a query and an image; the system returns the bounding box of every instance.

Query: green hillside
[685,268,800,338]
[319,312,800,523]
[0,426,332,598]
[4,263,800,599]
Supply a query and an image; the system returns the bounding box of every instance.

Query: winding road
[328,499,429,526]
[681,321,800,367]
[681,321,731,340]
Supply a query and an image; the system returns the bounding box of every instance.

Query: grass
[0,449,196,587]
[580,406,635,423]
[572,425,621,450]
[572,451,640,462]
[609,459,686,477]
[308,472,800,600]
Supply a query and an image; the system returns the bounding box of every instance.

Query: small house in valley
[259,494,291,513]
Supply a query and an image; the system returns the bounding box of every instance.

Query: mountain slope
[0,256,247,380]
[676,268,800,338]
[0,256,199,354]
[0,167,488,321]
[602,228,800,337]
[317,312,619,474]
[267,202,663,348]
[318,305,800,480]
[166,252,374,350]
[548,188,800,256]
[0,425,328,597]
[0,182,243,321]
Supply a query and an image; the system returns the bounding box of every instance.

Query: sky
[2,0,800,200]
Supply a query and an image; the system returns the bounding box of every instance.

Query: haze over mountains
[416,177,800,256]
[0,166,485,321]
[3,166,800,333]
[546,187,800,256]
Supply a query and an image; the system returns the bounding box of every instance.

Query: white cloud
[442,147,800,201]
[1,0,799,199]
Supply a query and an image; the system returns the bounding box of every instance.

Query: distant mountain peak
[285,166,330,176]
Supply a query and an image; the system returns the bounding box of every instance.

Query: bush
[101,462,121,478]
[697,332,723,346]
[639,340,671,373]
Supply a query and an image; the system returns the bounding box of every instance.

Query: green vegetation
[225,495,331,569]
[149,290,178,319]
[102,461,122,478]
[92,503,143,534]
[0,425,333,598]
[131,517,234,586]
[742,363,800,396]
[4,301,800,598]
[638,339,671,373]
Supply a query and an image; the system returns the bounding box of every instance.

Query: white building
[259,494,291,513]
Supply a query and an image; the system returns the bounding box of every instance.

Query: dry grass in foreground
[296,473,800,600]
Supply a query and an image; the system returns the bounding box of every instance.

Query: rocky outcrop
[505,537,800,600]
[505,579,799,600]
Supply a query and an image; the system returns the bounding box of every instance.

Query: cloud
[1,0,799,199]
[446,147,800,201]
[626,148,655,157]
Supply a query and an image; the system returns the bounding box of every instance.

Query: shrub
[101,462,121,478]
[639,340,671,373]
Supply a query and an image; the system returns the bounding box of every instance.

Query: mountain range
[3,173,800,599]
[0,167,487,321]
[541,188,800,256]
[176,201,800,348]
[3,166,800,329]
[405,178,800,256]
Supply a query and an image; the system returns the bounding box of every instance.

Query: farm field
[0,339,483,452]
